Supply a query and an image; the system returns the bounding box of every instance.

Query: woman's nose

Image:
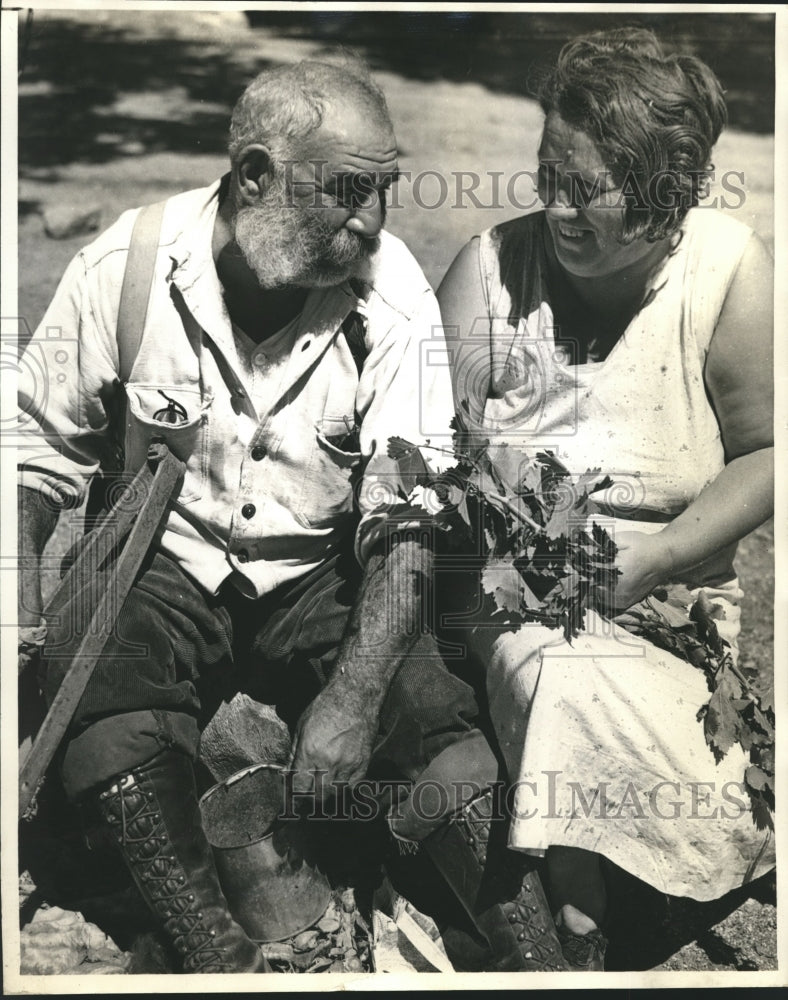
[546,186,579,216]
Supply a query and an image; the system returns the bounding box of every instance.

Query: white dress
[464,208,774,900]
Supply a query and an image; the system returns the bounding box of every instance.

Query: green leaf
[481,557,537,615]
[751,669,774,714]
[645,596,693,630]
[394,448,432,495]
[703,667,745,758]
[744,764,770,791]
[545,503,571,540]
[535,450,572,479]
[387,436,418,460]
[748,793,774,831]
[520,463,544,493]
[749,703,775,740]
[486,443,531,493]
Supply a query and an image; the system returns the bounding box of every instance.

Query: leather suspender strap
[117,200,166,383]
[86,200,166,519]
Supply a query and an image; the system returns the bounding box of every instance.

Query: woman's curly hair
[537,27,728,242]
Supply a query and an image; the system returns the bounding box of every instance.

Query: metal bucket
[199,763,331,943]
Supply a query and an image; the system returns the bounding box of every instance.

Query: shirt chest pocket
[295,416,362,529]
[124,383,212,504]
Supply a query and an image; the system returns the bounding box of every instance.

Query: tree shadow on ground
[604,861,776,971]
[18,10,774,175]
[18,17,270,169]
[246,10,775,135]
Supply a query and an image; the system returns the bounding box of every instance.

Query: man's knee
[61,709,199,801]
[375,635,481,779]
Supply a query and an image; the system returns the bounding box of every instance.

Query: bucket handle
[224,762,284,788]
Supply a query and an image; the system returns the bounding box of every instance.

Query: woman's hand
[606,529,674,612]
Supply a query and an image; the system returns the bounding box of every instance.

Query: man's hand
[18,486,59,630]
[288,683,377,799]
[287,535,431,804]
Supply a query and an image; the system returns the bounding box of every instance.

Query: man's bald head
[228,58,392,168]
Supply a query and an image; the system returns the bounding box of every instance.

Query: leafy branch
[385,428,774,829]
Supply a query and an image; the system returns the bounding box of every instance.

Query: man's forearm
[328,535,432,709]
[18,485,60,625]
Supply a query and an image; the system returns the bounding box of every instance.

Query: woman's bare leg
[547,846,607,930]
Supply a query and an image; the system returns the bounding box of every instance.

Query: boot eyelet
[517,932,525,942]
[525,951,533,959]
[188,894,195,902]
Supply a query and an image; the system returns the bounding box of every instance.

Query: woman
[437,27,774,970]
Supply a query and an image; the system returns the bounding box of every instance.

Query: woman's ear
[235,144,274,205]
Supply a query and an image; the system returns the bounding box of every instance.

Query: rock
[198,693,292,781]
[20,905,130,975]
[42,205,102,240]
[317,914,341,934]
[117,140,146,156]
[292,929,320,953]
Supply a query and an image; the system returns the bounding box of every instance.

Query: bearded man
[17,60,566,975]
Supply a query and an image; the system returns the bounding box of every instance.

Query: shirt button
[241,503,256,519]
[251,445,267,461]
[253,353,267,368]
[236,549,249,563]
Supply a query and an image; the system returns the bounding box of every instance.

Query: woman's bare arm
[613,233,774,607]
[437,237,490,422]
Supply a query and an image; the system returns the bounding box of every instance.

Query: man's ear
[235,144,275,205]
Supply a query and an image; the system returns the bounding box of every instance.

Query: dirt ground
[12,7,778,982]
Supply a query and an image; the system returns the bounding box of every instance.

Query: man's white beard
[233,175,380,289]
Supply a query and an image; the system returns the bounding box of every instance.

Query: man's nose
[344,196,383,239]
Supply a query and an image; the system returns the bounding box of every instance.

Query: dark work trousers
[41,540,482,801]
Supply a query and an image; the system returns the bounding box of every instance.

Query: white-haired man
[18,60,565,974]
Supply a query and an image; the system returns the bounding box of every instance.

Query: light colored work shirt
[17,180,454,597]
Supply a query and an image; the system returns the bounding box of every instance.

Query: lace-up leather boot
[391,787,568,972]
[557,924,607,971]
[96,749,270,973]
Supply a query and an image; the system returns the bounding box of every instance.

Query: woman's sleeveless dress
[464,208,774,899]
